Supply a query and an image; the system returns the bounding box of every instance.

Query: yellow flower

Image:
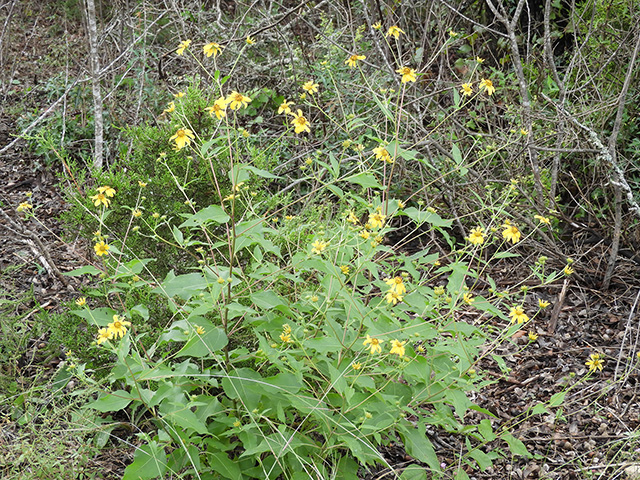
[195,325,205,335]
[359,229,371,240]
[373,145,393,163]
[291,110,311,134]
[174,91,185,98]
[476,56,485,63]
[368,212,386,230]
[176,39,191,55]
[467,227,485,245]
[449,30,458,37]
[386,25,405,39]
[396,66,417,83]
[372,22,382,30]
[538,299,550,309]
[385,276,407,296]
[233,420,242,427]
[390,339,406,358]
[509,305,529,324]
[385,290,403,305]
[520,128,529,135]
[94,241,110,256]
[346,210,359,225]
[397,200,405,209]
[463,293,474,305]
[205,97,228,120]
[245,35,255,45]
[132,209,142,218]
[434,286,445,296]
[311,239,329,254]
[163,101,175,113]
[107,315,131,339]
[96,327,113,345]
[534,214,550,225]
[226,91,252,110]
[75,297,87,307]
[98,186,116,197]
[90,192,110,208]
[17,202,32,212]
[528,331,539,341]
[585,353,604,372]
[203,42,222,57]
[170,128,195,150]
[278,99,293,115]
[302,81,319,94]
[479,78,495,96]
[502,224,521,244]
[352,362,362,370]
[564,265,574,275]
[138,181,147,188]
[282,324,291,335]
[340,265,350,275]
[363,335,383,354]
[460,83,473,96]
[280,333,291,343]
[345,54,366,68]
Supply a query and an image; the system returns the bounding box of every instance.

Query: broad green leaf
[71,307,117,327]
[63,265,101,276]
[404,207,452,228]
[549,390,566,407]
[242,164,281,179]
[343,172,383,189]
[87,390,135,412]
[502,433,531,457]
[493,251,521,259]
[130,304,149,321]
[531,403,549,415]
[172,225,184,245]
[153,271,208,299]
[251,290,287,309]
[160,401,209,435]
[398,423,440,472]
[452,143,463,164]
[478,419,496,441]
[399,465,428,480]
[122,441,167,480]
[209,452,243,480]
[176,324,228,358]
[179,205,230,228]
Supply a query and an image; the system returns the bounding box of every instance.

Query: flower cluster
[90,186,116,208]
[96,315,132,345]
[385,275,406,305]
[363,335,406,358]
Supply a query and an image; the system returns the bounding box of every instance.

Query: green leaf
[130,304,149,321]
[399,465,428,480]
[452,143,463,164]
[549,390,566,407]
[172,225,184,245]
[398,423,440,472]
[343,172,383,189]
[242,164,281,180]
[153,271,208,299]
[208,452,243,480]
[250,290,287,309]
[63,265,101,276]
[176,324,228,358]
[71,307,117,327]
[493,251,521,259]
[478,419,496,441]
[404,207,452,228]
[502,433,531,458]
[531,403,549,415]
[160,401,209,435]
[87,390,135,412]
[179,205,230,228]
[122,441,167,480]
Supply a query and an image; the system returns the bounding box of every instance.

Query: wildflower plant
[61,24,569,480]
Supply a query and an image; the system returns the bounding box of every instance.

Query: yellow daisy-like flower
[389,339,406,358]
[396,66,417,83]
[278,99,293,115]
[373,145,393,163]
[346,210,359,225]
[564,265,574,275]
[203,42,222,58]
[246,35,255,45]
[467,227,485,245]
[291,110,311,134]
[460,83,473,96]
[176,39,191,55]
[226,91,252,110]
[585,353,604,372]
[509,305,529,324]
[107,315,131,339]
[170,128,195,150]
[434,286,445,296]
[195,325,205,335]
[174,91,185,98]
[502,224,521,244]
[476,56,485,63]
[397,200,405,209]
[345,54,366,68]
[138,181,147,188]
[528,331,538,341]
[205,97,228,120]
[368,212,386,230]
[90,192,110,208]
[340,265,350,275]
[385,290,403,305]
[17,202,33,212]
[372,22,382,30]
[97,185,116,197]
[359,230,371,240]
[352,362,362,370]
[280,333,291,343]
[520,128,529,135]
[311,239,329,254]
[385,277,407,296]
[163,101,175,113]
[463,293,474,305]
[386,25,405,39]
[479,78,495,96]
[75,297,87,307]
[302,81,319,94]
[534,214,551,225]
[94,241,110,256]
[538,299,550,309]
[96,327,113,345]
[132,209,142,218]
[363,335,383,354]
